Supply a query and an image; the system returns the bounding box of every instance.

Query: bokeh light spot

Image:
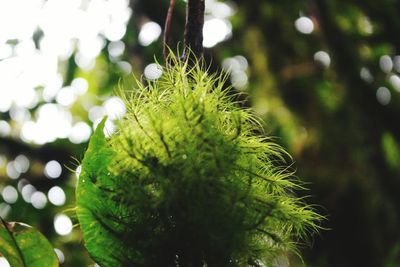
[138,22,162,46]
[14,155,30,173]
[360,67,374,83]
[203,18,232,48]
[54,214,73,236]
[379,55,393,73]
[6,162,20,180]
[48,186,66,206]
[376,87,391,105]
[389,74,400,92]
[54,248,65,264]
[2,186,18,204]
[31,191,47,209]
[44,160,62,179]
[295,16,314,34]
[69,122,92,144]
[144,63,163,80]
[104,97,126,120]
[0,257,10,267]
[108,41,125,58]
[0,121,11,137]
[314,51,331,68]
[21,184,36,203]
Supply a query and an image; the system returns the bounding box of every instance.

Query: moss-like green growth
[76,57,321,267]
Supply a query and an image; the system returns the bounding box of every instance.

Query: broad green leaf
[0,217,58,267]
[76,117,134,267]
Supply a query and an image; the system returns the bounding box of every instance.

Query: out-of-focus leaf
[0,217,58,267]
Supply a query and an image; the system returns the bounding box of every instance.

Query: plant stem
[183,0,205,62]
[163,0,175,60]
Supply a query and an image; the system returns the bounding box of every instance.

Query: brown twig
[183,0,205,63]
[163,0,176,60]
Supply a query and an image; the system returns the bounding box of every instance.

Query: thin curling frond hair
[76,52,323,267]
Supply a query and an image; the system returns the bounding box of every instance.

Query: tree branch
[183,0,205,62]
[163,0,176,60]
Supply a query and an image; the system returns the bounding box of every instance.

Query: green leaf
[0,217,59,267]
[76,117,132,267]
